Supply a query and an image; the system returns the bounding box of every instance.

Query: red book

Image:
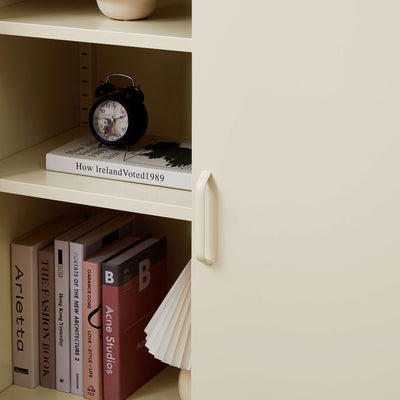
[82,235,143,400]
[102,237,167,400]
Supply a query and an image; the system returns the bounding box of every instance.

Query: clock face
[92,100,129,142]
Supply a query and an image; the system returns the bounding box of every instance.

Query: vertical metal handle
[195,170,215,265]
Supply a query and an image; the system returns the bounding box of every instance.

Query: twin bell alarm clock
[89,73,148,147]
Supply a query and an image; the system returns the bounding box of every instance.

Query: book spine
[102,277,121,400]
[83,261,103,400]
[11,244,39,388]
[54,240,71,392]
[46,153,191,190]
[70,242,84,395]
[38,247,56,389]
[101,239,167,400]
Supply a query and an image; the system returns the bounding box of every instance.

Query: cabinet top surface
[0,0,192,52]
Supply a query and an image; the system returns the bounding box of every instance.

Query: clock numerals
[93,100,129,142]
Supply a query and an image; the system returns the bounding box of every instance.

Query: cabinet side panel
[193,1,400,399]
[0,36,79,159]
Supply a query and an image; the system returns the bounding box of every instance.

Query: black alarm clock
[89,73,148,146]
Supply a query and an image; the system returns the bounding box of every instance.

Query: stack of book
[11,211,167,400]
[46,135,192,191]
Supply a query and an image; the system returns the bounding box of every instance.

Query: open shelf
[0,366,179,399]
[0,0,191,52]
[0,128,192,221]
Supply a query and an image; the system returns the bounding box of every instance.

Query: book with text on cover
[69,213,134,395]
[11,215,82,389]
[46,135,192,190]
[54,210,118,393]
[102,237,167,400]
[38,244,56,389]
[82,235,144,400]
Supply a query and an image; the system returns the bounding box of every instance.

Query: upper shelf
[0,128,192,221]
[0,0,191,52]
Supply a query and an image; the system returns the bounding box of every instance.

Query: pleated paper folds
[145,261,191,371]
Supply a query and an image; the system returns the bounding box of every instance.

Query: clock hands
[101,114,126,122]
[100,114,126,137]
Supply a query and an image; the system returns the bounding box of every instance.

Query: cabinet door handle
[195,170,215,265]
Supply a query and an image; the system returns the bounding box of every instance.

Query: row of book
[11,210,167,400]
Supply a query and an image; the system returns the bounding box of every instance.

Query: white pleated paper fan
[145,260,191,370]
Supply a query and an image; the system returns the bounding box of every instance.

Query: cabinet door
[192,1,400,399]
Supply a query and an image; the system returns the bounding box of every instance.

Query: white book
[69,213,135,395]
[46,134,192,191]
[54,210,118,393]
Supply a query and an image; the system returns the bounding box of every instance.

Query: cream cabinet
[1,1,400,400]
[192,1,400,399]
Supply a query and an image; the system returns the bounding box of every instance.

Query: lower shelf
[0,366,180,400]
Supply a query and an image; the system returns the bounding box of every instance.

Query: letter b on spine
[139,259,151,291]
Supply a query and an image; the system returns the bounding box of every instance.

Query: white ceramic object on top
[96,0,158,20]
